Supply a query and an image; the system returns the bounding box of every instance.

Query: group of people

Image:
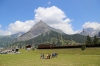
[40,52,58,59]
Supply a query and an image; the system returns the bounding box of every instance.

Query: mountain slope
[17,20,64,41]
[0,32,25,47]
[96,31,100,37]
[80,27,100,37]
[12,30,85,47]
[0,36,16,47]
[31,31,85,45]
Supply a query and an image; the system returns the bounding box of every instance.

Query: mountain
[0,32,24,47]
[80,27,100,37]
[96,31,100,37]
[12,30,85,47]
[0,20,86,47]
[17,20,64,41]
[0,36,15,47]
[95,27,100,37]
[30,31,85,45]
[80,28,94,36]
[10,32,25,38]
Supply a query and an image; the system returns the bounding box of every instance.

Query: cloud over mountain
[0,29,11,36]
[80,22,100,37]
[0,6,100,36]
[0,6,76,35]
[8,20,34,34]
[34,6,75,34]
[82,22,100,29]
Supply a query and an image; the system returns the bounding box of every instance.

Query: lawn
[0,48,100,66]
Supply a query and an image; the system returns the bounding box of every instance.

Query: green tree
[86,35,92,45]
[93,35,98,45]
[98,40,100,44]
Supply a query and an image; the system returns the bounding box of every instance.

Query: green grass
[0,48,100,66]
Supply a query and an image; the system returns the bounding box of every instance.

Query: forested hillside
[11,31,85,47]
[0,36,16,47]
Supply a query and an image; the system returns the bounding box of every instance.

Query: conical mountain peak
[17,20,64,41]
[39,20,44,22]
[36,20,44,24]
[34,20,48,27]
[30,20,50,31]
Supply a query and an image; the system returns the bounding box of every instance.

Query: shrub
[81,44,86,51]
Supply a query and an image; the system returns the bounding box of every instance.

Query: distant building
[25,45,32,51]
[38,44,55,49]
[26,45,31,48]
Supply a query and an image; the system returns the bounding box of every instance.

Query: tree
[93,35,98,45]
[85,35,92,45]
[98,40,100,45]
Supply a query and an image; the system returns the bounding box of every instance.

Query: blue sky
[0,0,100,35]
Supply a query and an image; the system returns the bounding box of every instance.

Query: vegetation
[81,44,86,50]
[0,48,100,66]
[11,31,85,47]
[1,31,100,49]
[85,35,100,46]
[85,35,92,45]
[93,35,99,45]
[0,36,16,47]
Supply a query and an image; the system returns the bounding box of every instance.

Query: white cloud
[0,6,78,36]
[0,29,11,36]
[82,22,100,30]
[8,20,35,34]
[48,2,51,5]
[2,6,100,36]
[0,20,35,36]
[34,6,75,34]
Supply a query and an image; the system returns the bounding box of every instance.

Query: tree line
[81,35,100,50]
[86,35,100,46]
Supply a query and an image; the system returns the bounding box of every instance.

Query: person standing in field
[42,54,44,59]
[48,54,51,59]
[40,53,44,59]
[46,54,51,59]
[51,53,54,58]
[54,52,58,57]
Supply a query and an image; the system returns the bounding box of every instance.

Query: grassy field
[0,48,100,66]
